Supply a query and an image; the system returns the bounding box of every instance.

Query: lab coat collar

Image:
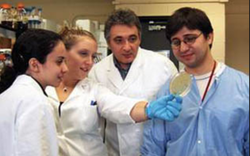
[215,62,226,79]
[107,47,144,71]
[46,78,91,103]
[107,48,144,92]
[190,62,226,80]
[202,63,227,105]
[63,79,92,101]
[190,62,227,105]
[77,78,92,93]
[14,74,47,96]
[107,56,124,90]
[46,86,58,102]
[29,76,48,96]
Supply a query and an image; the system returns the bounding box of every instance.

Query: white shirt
[195,62,222,98]
[0,75,58,156]
[46,78,142,156]
[89,48,177,156]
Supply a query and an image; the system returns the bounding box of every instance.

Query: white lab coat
[46,78,142,156]
[0,75,58,156]
[89,48,177,156]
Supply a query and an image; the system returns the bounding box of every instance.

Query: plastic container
[0,3,12,28]
[0,8,3,23]
[16,3,28,30]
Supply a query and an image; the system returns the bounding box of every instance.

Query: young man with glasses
[141,7,249,156]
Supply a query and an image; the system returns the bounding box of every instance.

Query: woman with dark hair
[0,29,68,156]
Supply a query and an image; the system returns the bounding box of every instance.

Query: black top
[59,102,64,117]
[113,56,132,80]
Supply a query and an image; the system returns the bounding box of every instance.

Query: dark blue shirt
[113,56,132,80]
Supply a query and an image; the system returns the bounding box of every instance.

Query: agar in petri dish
[170,71,192,97]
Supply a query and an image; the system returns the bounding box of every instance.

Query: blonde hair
[59,26,97,50]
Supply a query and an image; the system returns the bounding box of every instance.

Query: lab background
[0,0,249,75]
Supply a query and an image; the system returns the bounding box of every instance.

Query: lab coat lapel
[107,55,124,90]
[202,64,226,106]
[120,50,143,94]
[68,80,90,99]
[46,79,90,104]
[46,87,58,102]
[15,75,46,96]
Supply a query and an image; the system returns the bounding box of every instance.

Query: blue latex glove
[146,94,183,121]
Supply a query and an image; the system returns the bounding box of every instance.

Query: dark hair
[166,7,214,47]
[59,26,96,50]
[105,9,142,41]
[0,29,63,93]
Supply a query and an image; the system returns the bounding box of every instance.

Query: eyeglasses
[171,33,203,50]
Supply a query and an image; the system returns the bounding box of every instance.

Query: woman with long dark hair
[0,29,68,156]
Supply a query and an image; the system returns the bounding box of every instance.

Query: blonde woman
[46,27,182,156]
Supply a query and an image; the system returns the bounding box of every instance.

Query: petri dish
[170,71,192,97]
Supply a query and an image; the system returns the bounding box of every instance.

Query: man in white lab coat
[89,9,177,156]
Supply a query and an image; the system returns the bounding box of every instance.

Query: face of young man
[171,27,213,70]
[108,24,141,69]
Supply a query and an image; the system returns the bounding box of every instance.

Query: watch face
[170,71,192,97]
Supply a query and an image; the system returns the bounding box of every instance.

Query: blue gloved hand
[146,94,183,121]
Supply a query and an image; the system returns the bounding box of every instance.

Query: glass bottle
[0,3,12,28]
[16,3,28,30]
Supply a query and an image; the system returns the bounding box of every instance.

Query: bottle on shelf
[0,6,3,23]
[0,3,43,30]
[0,3,13,28]
[10,6,17,29]
[15,3,28,30]
[28,6,35,29]
[36,8,42,28]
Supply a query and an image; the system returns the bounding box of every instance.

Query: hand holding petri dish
[170,71,192,97]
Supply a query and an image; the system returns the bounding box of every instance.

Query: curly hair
[104,9,142,42]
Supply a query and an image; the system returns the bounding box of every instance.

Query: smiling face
[171,27,214,70]
[108,24,141,68]
[37,41,68,88]
[66,36,97,81]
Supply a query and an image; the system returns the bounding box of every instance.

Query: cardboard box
[0,37,11,49]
